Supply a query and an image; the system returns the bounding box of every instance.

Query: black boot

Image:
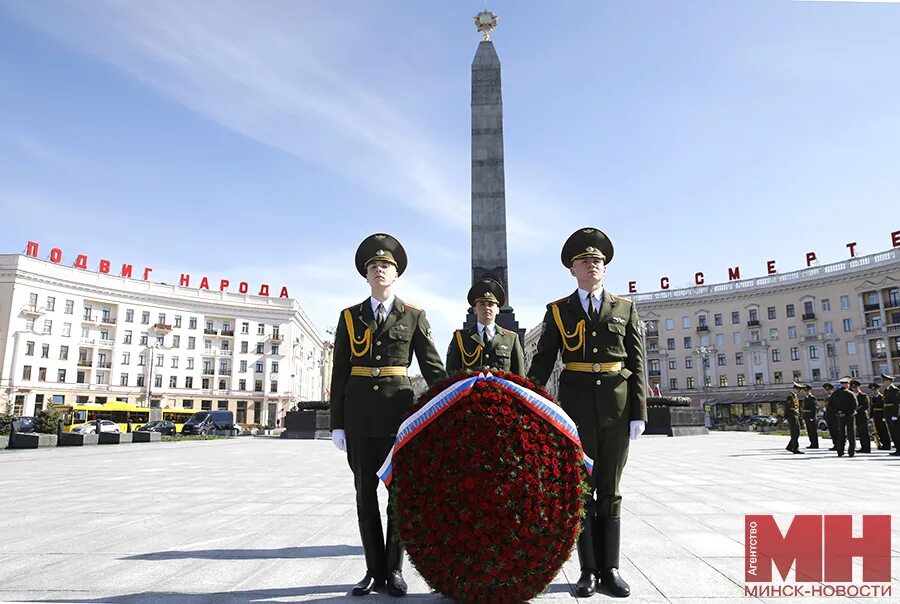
[597,517,630,598]
[384,517,407,597]
[352,520,386,596]
[575,512,596,597]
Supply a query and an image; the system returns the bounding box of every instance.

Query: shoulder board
[404,302,421,311]
[546,295,568,310]
[610,293,632,305]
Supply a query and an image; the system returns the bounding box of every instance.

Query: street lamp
[695,346,712,405]
[823,333,841,380]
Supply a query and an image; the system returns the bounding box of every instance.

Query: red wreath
[390,370,588,603]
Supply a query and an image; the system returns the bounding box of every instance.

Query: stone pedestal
[646,407,709,437]
[99,432,133,445]
[132,432,161,443]
[1,436,8,450]
[281,410,331,439]
[9,433,58,449]
[58,433,100,446]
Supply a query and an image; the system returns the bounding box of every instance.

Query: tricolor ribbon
[377,372,593,485]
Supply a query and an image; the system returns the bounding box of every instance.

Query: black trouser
[834,413,856,455]
[346,435,399,579]
[855,414,871,453]
[786,415,800,451]
[825,409,838,445]
[803,416,819,448]
[872,411,892,449]
[888,416,900,452]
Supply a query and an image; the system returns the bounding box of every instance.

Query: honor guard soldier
[329,233,448,597]
[527,227,646,598]
[828,377,858,458]
[882,373,900,456]
[850,380,871,454]
[821,383,837,450]
[785,383,804,454]
[446,278,525,376]
[869,382,891,450]
[801,384,819,449]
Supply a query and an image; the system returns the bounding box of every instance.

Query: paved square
[1,432,898,603]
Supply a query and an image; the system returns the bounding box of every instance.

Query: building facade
[0,254,326,426]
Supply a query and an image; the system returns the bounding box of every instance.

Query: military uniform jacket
[446,325,525,376]
[855,392,871,418]
[871,392,886,417]
[785,393,801,419]
[801,395,818,420]
[884,385,900,418]
[827,389,858,415]
[527,290,647,425]
[329,297,448,437]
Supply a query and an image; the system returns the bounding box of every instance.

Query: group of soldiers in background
[784,373,900,457]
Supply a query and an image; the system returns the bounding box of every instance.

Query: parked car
[72,420,120,434]
[746,415,779,427]
[136,420,176,436]
[181,410,234,436]
[12,416,37,433]
[817,417,829,431]
[231,423,244,437]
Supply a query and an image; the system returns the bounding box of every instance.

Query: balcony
[746,320,760,328]
[802,313,816,321]
[219,370,233,376]
[271,334,284,344]
[77,360,92,368]
[887,323,900,333]
[220,330,235,337]
[100,316,117,325]
[202,369,215,376]
[153,323,172,333]
[864,303,881,312]
[872,352,888,360]
[646,329,659,337]
[96,361,112,369]
[696,325,709,333]
[647,346,660,354]
[866,326,885,335]
[649,370,661,377]
[80,338,96,346]
[21,305,45,316]
[886,300,900,310]
[98,339,115,347]
[204,329,218,335]
[747,340,765,347]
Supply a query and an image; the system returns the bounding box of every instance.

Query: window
[717,354,726,366]
[826,343,836,358]
[254,380,263,392]
[732,311,740,324]
[719,375,728,387]
[770,328,779,341]
[204,340,213,350]
[41,344,49,358]
[733,332,742,345]
[786,304,795,318]
[822,299,831,311]
[25,341,35,356]
[241,341,248,353]
[170,376,177,388]
[824,321,833,335]
[699,335,709,347]
[219,361,228,374]
[846,341,857,355]
[683,337,692,349]
[840,295,850,310]
[137,375,145,387]
[767,307,776,320]
[842,318,852,332]
[242,322,249,334]
[255,362,264,373]
[59,345,68,360]
[270,381,278,393]
[43,296,55,312]
[735,352,744,365]
[120,373,129,386]
[715,334,724,347]
[256,343,264,354]
[121,352,130,365]
[171,356,179,368]
[748,308,758,322]
[185,376,193,389]
[669,378,678,390]
[737,374,746,386]
[790,347,799,361]
[156,336,164,346]
[223,322,231,333]
[850,365,860,378]
[685,358,693,369]
[218,379,227,390]
[206,320,214,331]
[239,379,247,390]
[809,346,819,360]
[156,354,164,367]
[141,311,150,324]
[123,330,132,344]
[175,315,182,328]
[240,360,248,372]
[271,344,280,356]
[95,372,106,385]
[184,336,195,350]
[682,316,691,329]
[755,373,764,385]
[154,375,162,388]
[222,341,230,352]
[714,313,723,326]
[22,366,31,380]
[697,315,707,329]
[138,353,146,366]
[140,332,148,346]
[258,323,265,335]
[686,377,695,389]
[64,299,74,314]
[793,370,802,381]
[812,368,821,381]
[772,349,781,362]
[62,322,71,337]
[750,330,760,342]
[189,317,197,329]
[187,358,195,370]
[271,361,279,373]
[180,399,193,409]
[25,318,35,331]
[173,335,180,348]
[666,338,676,351]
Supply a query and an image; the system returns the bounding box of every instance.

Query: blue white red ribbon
[377,372,593,485]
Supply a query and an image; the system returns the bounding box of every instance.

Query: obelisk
[467,10,523,340]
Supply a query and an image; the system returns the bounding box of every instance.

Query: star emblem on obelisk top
[474,10,499,41]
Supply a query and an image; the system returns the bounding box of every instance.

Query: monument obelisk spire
[467,10,522,339]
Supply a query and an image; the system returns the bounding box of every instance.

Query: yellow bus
[54,403,196,433]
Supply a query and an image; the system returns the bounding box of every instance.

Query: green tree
[34,406,63,434]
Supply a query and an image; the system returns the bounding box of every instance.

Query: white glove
[629,420,646,441]
[331,429,347,452]
[892,417,898,422]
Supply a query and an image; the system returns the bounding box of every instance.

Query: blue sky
[2,1,899,359]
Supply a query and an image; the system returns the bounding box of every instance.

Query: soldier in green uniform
[801,384,819,449]
[329,233,448,597]
[882,373,900,456]
[869,382,891,450]
[784,383,804,454]
[527,227,646,599]
[828,377,858,458]
[850,379,871,454]
[821,383,836,450]
[446,278,525,376]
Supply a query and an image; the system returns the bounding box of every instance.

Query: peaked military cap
[869,382,881,389]
[822,382,835,390]
[802,384,812,391]
[561,227,615,268]
[468,278,506,307]
[881,372,894,381]
[838,376,851,384]
[355,233,407,277]
[849,379,861,387]
[791,381,804,389]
